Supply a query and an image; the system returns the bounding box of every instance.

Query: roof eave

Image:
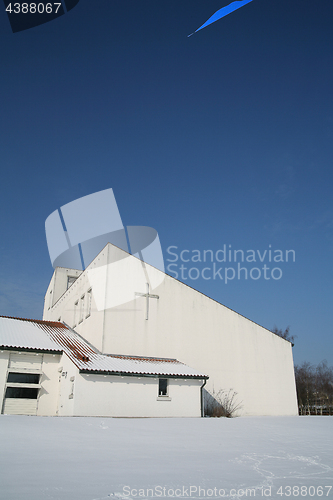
[0,345,63,354]
[79,369,209,379]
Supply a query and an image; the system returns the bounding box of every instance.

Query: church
[0,186,298,417]
[38,241,298,417]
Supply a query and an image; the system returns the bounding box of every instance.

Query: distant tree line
[273,327,333,415]
[294,361,333,415]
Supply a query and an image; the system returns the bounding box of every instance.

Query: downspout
[200,379,207,417]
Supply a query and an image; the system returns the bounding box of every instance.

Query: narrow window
[86,289,92,318]
[69,376,75,399]
[79,295,85,323]
[73,300,79,327]
[158,378,168,397]
[67,276,77,290]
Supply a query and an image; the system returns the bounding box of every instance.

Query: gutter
[79,369,208,380]
[0,345,62,355]
[200,378,207,417]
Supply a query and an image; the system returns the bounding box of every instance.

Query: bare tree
[294,362,314,414]
[272,326,296,344]
[315,361,333,414]
[204,388,243,418]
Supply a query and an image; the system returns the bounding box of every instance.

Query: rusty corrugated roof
[0,316,208,378]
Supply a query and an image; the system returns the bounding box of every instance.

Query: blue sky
[0,0,332,366]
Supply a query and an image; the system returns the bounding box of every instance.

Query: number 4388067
[6,3,62,14]
[276,486,332,497]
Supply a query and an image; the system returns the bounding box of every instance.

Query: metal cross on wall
[135,283,159,320]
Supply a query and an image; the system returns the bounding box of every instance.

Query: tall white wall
[101,246,297,416]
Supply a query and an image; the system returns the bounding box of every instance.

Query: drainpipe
[200,379,207,417]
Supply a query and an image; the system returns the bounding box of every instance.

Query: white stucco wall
[44,244,298,417]
[1,346,203,418]
[37,353,62,416]
[43,267,83,322]
[73,374,203,417]
[44,256,107,352]
[57,354,78,416]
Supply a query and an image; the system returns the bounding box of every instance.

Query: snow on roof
[0,316,62,353]
[0,316,208,379]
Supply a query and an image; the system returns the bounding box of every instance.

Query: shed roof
[0,316,208,379]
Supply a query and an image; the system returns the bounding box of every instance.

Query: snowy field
[0,416,332,500]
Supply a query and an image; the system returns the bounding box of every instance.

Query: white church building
[38,242,298,417]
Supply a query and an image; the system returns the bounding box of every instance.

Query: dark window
[7,372,40,384]
[158,378,168,396]
[67,276,77,289]
[5,387,39,399]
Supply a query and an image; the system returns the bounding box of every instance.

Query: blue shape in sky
[189,0,253,36]
[45,189,165,275]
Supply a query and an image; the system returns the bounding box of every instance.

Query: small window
[5,387,39,399]
[86,289,92,318]
[69,377,75,399]
[73,300,79,327]
[67,276,77,290]
[7,373,40,384]
[79,295,85,323]
[158,379,168,397]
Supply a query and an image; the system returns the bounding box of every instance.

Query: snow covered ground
[0,416,332,500]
